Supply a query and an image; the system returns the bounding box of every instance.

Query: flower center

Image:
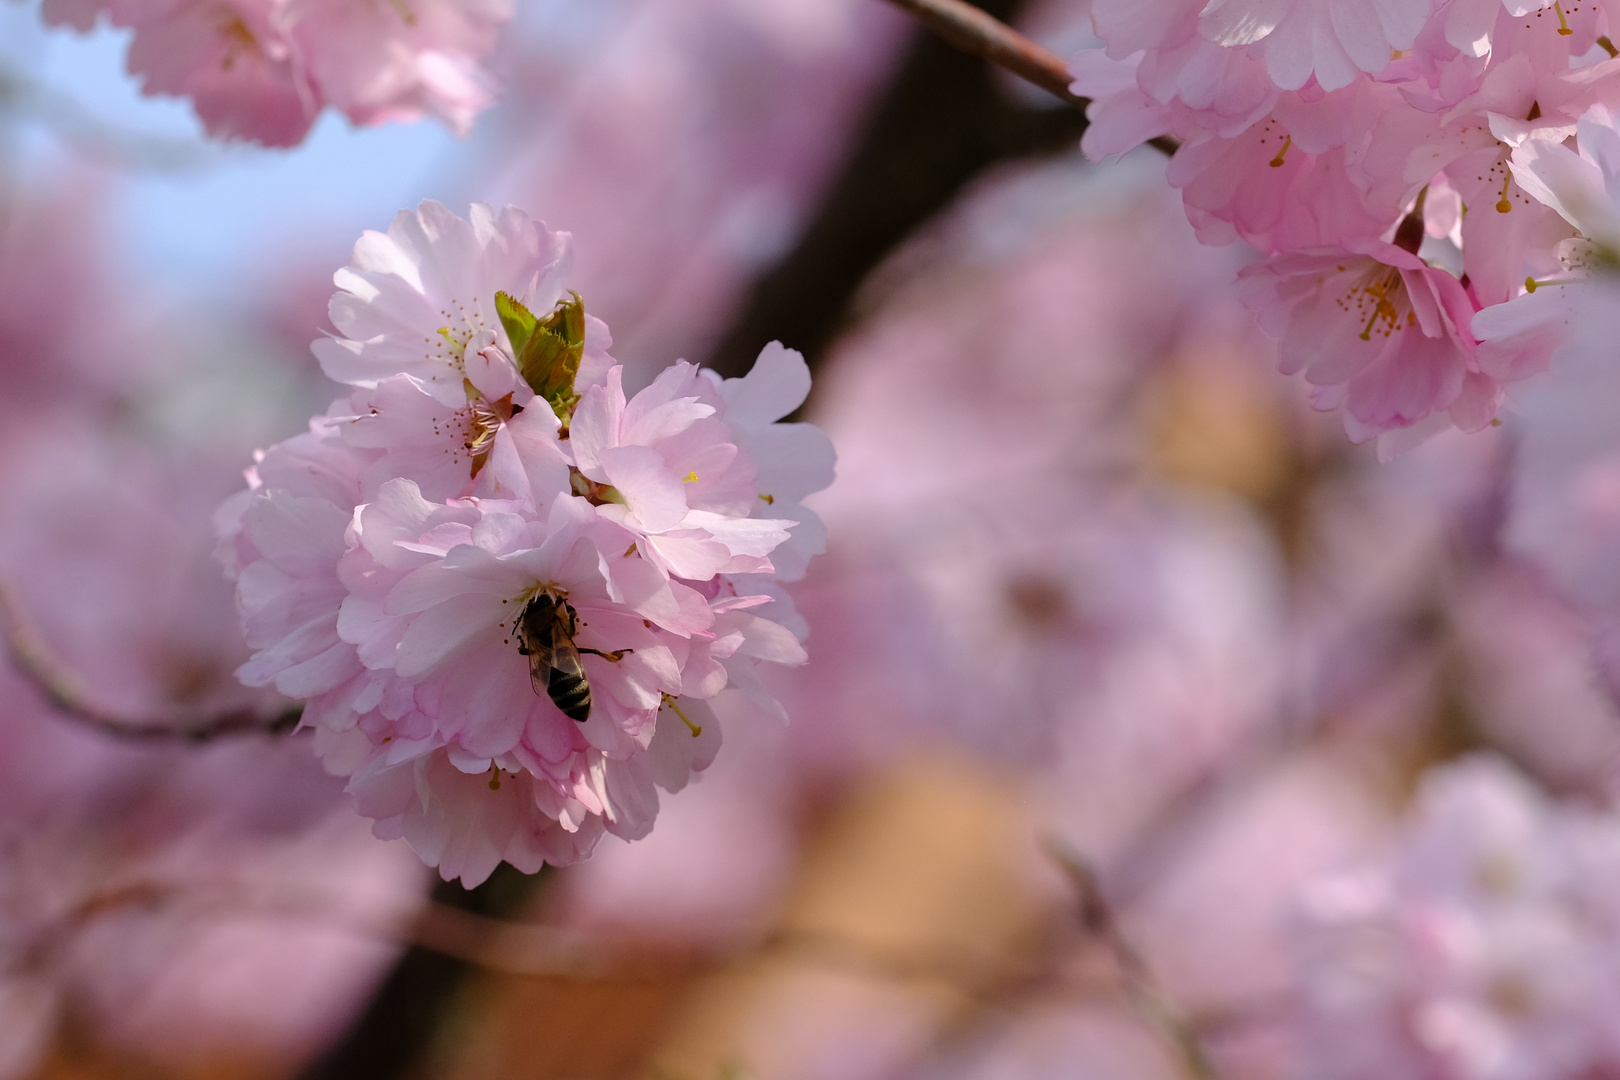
[1335,264,1414,342]
[423,298,494,382]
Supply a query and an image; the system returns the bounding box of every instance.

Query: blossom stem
[0,582,302,741]
[1045,837,1223,1080]
[881,0,1179,156]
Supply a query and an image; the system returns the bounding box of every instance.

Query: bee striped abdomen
[517,590,595,723]
[548,667,591,722]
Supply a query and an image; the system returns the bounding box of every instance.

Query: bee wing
[547,633,587,692]
[518,599,557,696]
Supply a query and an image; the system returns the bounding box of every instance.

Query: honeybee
[516,590,625,722]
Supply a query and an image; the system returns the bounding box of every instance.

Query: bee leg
[579,647,631,662]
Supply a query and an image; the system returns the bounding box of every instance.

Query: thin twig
[881,0,1179,156]
[1044,837,1221,1080]
[0,583,301,742]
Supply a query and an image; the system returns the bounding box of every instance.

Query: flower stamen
[1269,135,1292,169]
[661,693,702,738]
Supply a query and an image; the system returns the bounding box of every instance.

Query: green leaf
[518,291,587,420]
[495,291,537,356]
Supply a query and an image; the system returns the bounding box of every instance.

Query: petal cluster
[219,200,829,884]
[38,0,512,146]
[1074,0,1620,452]
[1297,756,1620,1079]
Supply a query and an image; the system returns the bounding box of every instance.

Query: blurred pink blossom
[1295,755,1620,1080]
[34,0,512,145]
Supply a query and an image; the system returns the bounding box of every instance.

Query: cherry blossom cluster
[1295,756,1620,1079]
[36,0,512,145]
[1073,0,1620,454]
[217,201,830,885]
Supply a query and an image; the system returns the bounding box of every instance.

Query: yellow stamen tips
[1491,417,1504,427]
[683,470,699,483]
[1359,310,1380,341]
[436,326,466,357]
[758,493,775,505]
[1269,135,1292,169]
[1497,173,1513,214]
[662,694,702,738]
[1556,0,1573,35]
[1525,274,1577,292]
[1526,275,1539,293]
[1600,35,1619,58]
[219,15,259,71]
[1354,270,1404,341]
[488,768,502,791]
[623,542,638,557]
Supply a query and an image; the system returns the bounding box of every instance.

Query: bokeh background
[3,2,1617,1079]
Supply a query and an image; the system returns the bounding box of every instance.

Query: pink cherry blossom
[33,0,512,146]
[224,201,828,883]
[1295,755,1620,1080]
[116,0,317,147]
[1506,102,1620,249]
[1197,0,1436,92]
[1238,239,1502,446]
[279,0,510,136]
[312,200,576,404]
[568,362,798,581]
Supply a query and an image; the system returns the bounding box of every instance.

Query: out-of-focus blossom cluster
[0,180,427,1078]
[484,0,908,377]
[218,199,830,885]
[1297,755,1620,1080]
[528,151,1620,1080]
[1070,0,1620,453]
[26,0,512,145]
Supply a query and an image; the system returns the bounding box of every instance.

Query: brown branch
[881,0,1179,156]
[1045,837,1222,1080]
[0,582,301,742]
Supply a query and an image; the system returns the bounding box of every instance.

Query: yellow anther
[758,493,775,505]
[662,694,702,738]
[1497,173,1513,214]
[1269,135,1292,169]
[683,470,699,483]
[1556,0,1573,35]
[623,542,638,557]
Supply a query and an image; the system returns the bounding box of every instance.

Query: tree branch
[1045,837,1222,1080]
[0,582,301,742]
[880,0,1178,156]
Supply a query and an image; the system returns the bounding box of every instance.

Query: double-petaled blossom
[1238,238,1502,449]
[35,0,511,146]
[220,201,828,884]
[1071,0,1620,446]
[1295,756,1620,1080]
